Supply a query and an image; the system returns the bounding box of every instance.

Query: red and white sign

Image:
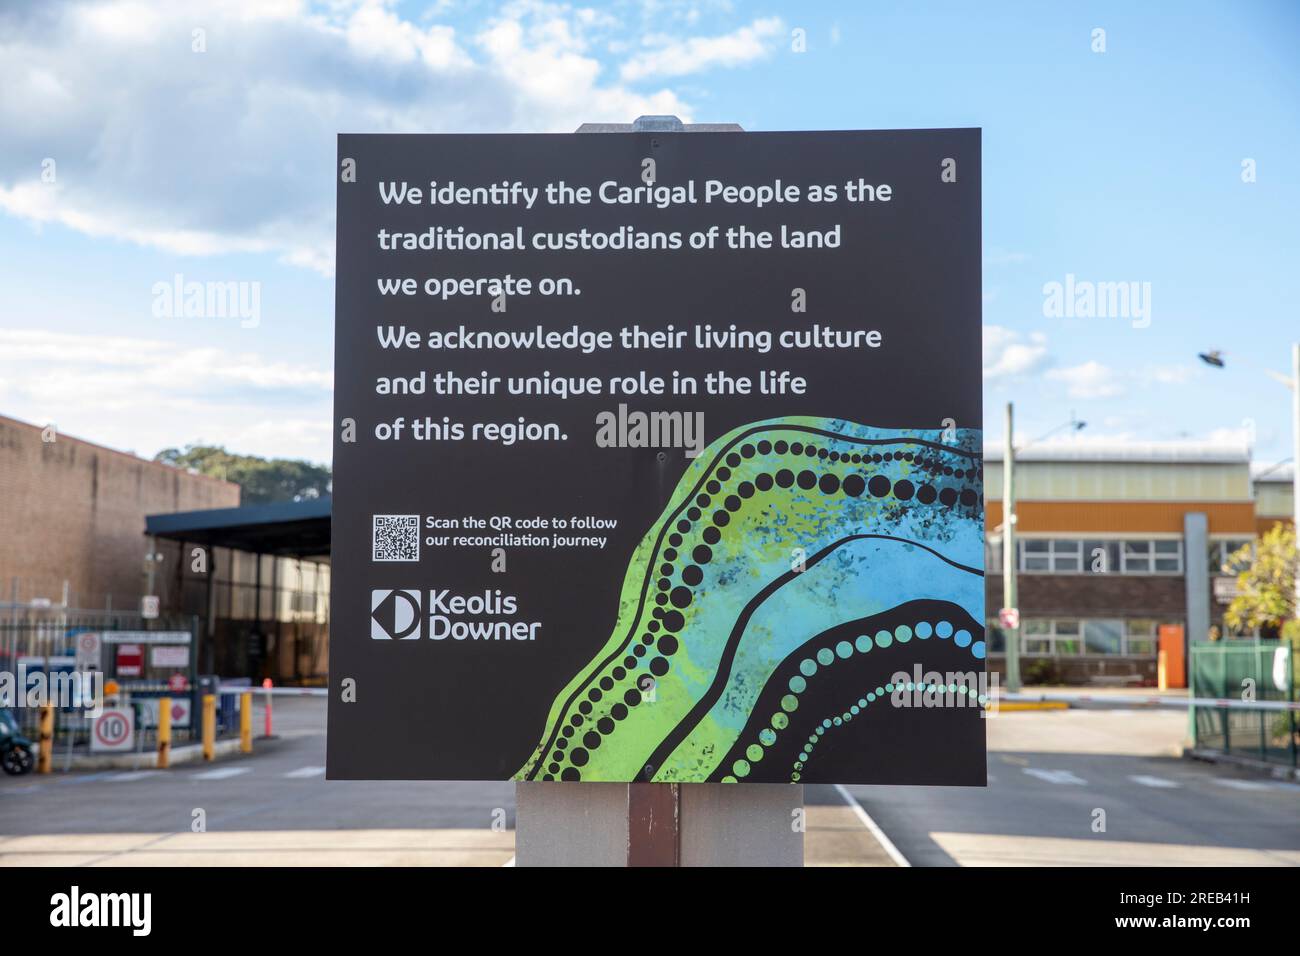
[91,708,135,752]
[167,672,189,693]
[115,643,143,677]
[998,607,1020,629]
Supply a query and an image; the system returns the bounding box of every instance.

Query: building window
[1125,619,1159,656]
[1083,540,1120,573]
[1121,540,1152,573]
[1153,539,1182,573]
[1083,619,1124,654]
[1021,618,1081,655]
[1022,539,1050,571]
[1209,538,1253,574]
[1018,539,1083,573]
[988,618,1168,657]
[1052,619,1081,654]
[1016,538,1182,575]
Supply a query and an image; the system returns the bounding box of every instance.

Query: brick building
[984,441,1294,684]
[0,414,240,610]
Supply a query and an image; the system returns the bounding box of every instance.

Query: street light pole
[1292,343,1300,625]
[1003,402,1020,694]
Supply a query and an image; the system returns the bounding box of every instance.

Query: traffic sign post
[328,116,984,865]
[90,708,135,753]
[74,632,102,671]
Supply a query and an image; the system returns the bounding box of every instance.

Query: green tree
[1224,524,1299,644]
[154,445,331,505]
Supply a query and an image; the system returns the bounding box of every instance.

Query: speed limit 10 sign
[90,708,135,752]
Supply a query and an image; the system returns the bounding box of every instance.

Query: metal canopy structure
[145,498,332,559]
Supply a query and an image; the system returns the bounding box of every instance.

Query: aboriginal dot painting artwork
[515,416,986,785]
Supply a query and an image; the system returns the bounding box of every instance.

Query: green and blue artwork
[516,416,986,784]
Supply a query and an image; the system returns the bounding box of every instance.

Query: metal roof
[1252,462,1295,482]
[984,440,1252,464]
[145,497,331,558]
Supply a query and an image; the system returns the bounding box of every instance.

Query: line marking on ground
[105,770,162,782]
[833,784,910,867]
[1022,768,1087,785]
[1213,778,1271,791]
[283,766,326,778]
[1129,774,1179,788]
[192,766,251,781]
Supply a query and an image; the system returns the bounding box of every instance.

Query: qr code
[372,514,420,562]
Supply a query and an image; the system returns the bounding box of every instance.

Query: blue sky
[1,0,1297,466]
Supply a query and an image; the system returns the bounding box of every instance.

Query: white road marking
[834,784,910,867]
[104,771,162,782]
[1022,768,1087,785]
[1129,774,1179,788]
[283,766,326,778]
[1214,778,1271,791]
[191,766,251,781]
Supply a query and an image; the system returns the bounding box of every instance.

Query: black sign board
[328,128,985,784]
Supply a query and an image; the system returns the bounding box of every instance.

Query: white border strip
[834,783,910,867]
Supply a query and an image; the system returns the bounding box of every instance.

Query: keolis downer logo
[371,589,420,640]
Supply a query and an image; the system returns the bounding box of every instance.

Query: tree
[154,445,331,505]
[1224,524,1299,644]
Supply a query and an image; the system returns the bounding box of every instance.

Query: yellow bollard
[202,694,216,761]
[37,703,54,774]
[157,696,172,769]
[239,691,253,754]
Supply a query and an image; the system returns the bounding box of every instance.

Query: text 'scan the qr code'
[373,514,420,562]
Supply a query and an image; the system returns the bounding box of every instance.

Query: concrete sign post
[329,118,984,864]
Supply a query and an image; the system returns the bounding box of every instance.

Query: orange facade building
[984,442,1294,685]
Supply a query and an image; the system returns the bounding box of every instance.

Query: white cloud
[0,0,691,275]
[0,329,333,461]
[1147,364,1197,385]
[621,17,783,81]
[983,325,1049,379]
[1046,360,1125,399]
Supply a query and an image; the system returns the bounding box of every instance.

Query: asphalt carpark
[2,697,1297,867]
